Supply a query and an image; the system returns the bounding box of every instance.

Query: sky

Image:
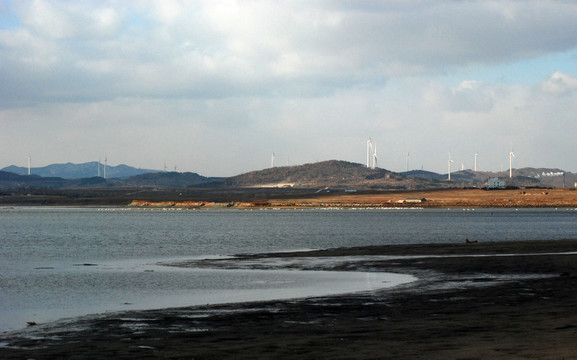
[1,0,577,177]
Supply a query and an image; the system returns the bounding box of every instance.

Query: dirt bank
[267,188,577,208]
[126,188,577,209]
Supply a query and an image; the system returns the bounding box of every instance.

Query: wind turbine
[27,155,31,176]
[366,138,373,168]
[271,152,275,168]
[372,145,378,169]
[509,149,515,178]
[406,152,410,172]
[474,153,478,172]
[448,153,454,181]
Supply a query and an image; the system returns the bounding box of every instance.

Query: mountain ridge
[2,161,158,179]
[202,160,418,188]
[1,160,575,191]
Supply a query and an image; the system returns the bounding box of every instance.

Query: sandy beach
[2,239,577,359]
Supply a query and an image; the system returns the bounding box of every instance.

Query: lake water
[1,206,577,333]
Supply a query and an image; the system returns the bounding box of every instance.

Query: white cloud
[2,0,576,106]
[449,80,495,113]
[540,71,577,95]
[1,1,577,175]
[18,0,123,39]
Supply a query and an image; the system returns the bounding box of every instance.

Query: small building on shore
[398,197,427,203]
[487,177,506,189]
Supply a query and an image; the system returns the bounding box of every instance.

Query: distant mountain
[0,170,108,190]
[0,169,217,190]
[515,168,577,188]
[2,162,157,179]
[202,160,437,189]
[1,161,575,192]
[403,167,574,188]
[401,170,447,181]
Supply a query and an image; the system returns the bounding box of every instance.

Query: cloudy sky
[1,0,576,176]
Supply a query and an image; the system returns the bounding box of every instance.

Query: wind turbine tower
[474,153,478,172]
[448,153,453,181]
[509,150,515,178]
[271,152,275,168]
[406,152,410,172]
[366,138,373,168]
[372,145,378,169]
[27,155,31,176]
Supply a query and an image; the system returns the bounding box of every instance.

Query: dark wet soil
[2,239,577,359]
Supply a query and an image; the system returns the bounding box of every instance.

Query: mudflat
[2,239,577,359]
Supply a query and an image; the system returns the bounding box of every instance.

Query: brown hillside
[209,160,436,189]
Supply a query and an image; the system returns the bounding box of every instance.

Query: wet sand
[2,239,577,359]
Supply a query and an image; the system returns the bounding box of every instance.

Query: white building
[487,177,505,189]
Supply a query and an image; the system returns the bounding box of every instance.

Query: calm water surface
[1,207,576,332]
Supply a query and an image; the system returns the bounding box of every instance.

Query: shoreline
[127,188,577,209]
[2,239,577,359]
[3,188,577,208]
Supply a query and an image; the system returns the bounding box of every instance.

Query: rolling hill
[0,170,215,190]
[1,160,575,192]
[202,160,437,189]
[403,167,576,188]
[2,162,157,179]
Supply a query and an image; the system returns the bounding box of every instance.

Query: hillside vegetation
[205,160,435,189]
[1,160,575,193]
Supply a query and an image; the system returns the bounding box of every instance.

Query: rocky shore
[2,239,577,359]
